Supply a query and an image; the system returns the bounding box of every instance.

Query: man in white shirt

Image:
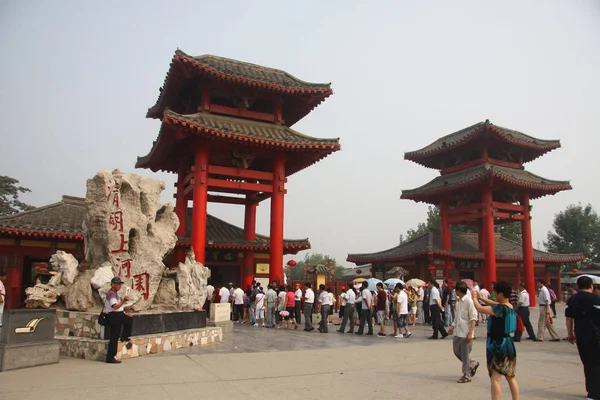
[317,284,331,333]
[338,287,348,324]
[395,283,411,338]
[428,281,448,339]
[219,285,230,304]
[338,287,356,333]
[514,283,536,341]
[205,284,215,318]
[294,284,303,324]
[232,284,245,323]
[536,280,559,341]
[356,281,373,335]
[472,281,480,293]
[448,281,479,382]
[303,283,315,331]
[417,286,425,324]
[265,285,278,328]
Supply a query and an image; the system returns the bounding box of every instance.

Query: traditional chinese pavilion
[398,120,579,304]
[0,196,311,309]
[136,50,340,288]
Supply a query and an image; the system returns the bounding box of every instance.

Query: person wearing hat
[105,277,133,364]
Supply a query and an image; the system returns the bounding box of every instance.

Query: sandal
[457,377,471,383]
[470,362,480,377]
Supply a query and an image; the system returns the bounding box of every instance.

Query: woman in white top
[254,289,266,327]
[277,286,287,328]
[327,288,336,324]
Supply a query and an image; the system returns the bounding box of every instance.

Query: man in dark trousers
[105,277,133,364]
[566,275,600,400]
[428,280,448,339]
[356,281,373,335]
[514,283,536,342]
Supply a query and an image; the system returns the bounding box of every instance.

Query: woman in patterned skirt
[473,281,519,400]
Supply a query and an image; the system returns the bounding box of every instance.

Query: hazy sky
[1,1,599,267]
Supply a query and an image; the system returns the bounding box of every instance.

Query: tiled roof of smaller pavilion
[0,197,310,253]
[401,163,571,202]
[0,196,86,239]
[135,110,341,173]
[177,209,310,254]
[147,50,333,121]
[346,230,584,264]
[405,120,561,168]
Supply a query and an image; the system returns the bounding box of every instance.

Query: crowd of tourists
[207,276,599,400]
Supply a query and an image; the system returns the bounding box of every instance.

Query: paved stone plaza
[0,305,588,399]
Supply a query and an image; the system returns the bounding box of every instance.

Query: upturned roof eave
[147,50,333,120]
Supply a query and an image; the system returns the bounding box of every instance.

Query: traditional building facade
[137,50,340,288]
[347,229,583,298]
[0,196,310,310]
[400,120,579,305]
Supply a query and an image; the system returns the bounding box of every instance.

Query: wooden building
[347,229,583,298]
[136,50,340,288]
[399,120,581,305]
[0,196,310,310]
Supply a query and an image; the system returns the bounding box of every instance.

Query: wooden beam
[448,203,483,215]
[207,178,273,193]
[488,158,522,170]
[493,211,526,220]
[208,165,274,181]
[442,159,484,175]
[492,202,526,212]
[448,212,485,224]
[208,104,275,123]
[207,194,246,205]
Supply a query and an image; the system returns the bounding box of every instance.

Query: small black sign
[206,250,239,262]
[456,260,482,270]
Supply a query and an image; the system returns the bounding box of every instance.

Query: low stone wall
[55,310,104,339]
[57,326,222,362]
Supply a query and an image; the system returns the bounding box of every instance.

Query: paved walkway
[0,305,587,399]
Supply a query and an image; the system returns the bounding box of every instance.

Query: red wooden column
[440,198,452,277]
[269,155,285,284]
[173,169,188,267]
[191,147,209,264]
[521,194,536,306]
[482,184,496,287]
[242,198,257,288]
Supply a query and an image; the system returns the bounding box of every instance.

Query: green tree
[544,203,600,262]
[0,176,35,216]
[288,252,340,280]
[404,205,522,242]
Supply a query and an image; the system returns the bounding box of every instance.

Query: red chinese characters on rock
[117,258,133,278]
[133,272,149,301]
[109,211,124,232]
[110,234,129,254]
[106,181,120,208]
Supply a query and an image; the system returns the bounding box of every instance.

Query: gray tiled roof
[0,197,309,253]
[405,120,561,168]
[0,196,85,238]
[135,110,341,173]
[401,163,571,201]
[347,230,584,264]
[147,50,333,124]
[178,209,310,252]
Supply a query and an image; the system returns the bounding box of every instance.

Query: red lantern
[428,265,436,272]
[571,268,578,274]
[287,260,297,267]
[356,269,362,275]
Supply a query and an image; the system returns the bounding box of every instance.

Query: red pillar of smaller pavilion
[191,147,209,264]
[243,198,257,289]
[269,155,285,285]
[440,199,452,278]
[173,169,188,266]
[521,194,536,305]
[482,183,496,288]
